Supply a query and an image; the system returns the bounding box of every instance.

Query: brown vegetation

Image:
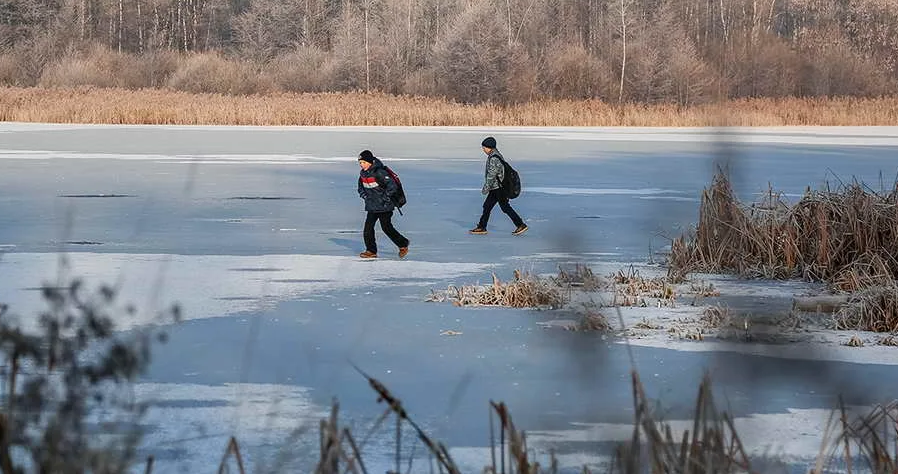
[612,266,677,307]
[835,285,898,333]
[2,86,898,126]
[670,170,898,333]
[670,171,898,287]
[427,270,565,309]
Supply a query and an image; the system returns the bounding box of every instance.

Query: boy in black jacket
[357,150,409,259]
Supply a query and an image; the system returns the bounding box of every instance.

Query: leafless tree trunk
[719,0,728,44]
[364,2,370,93]
[168,3,175,49]
[118,0,123,52]
[618,0,627,103]
[80,0,87,40]
[191,0,200,51]
[136,0,144,52]
[513,0,537,44]
[206,0,214,50]
[177,0,187,51]
[505,0,512,45]
[766,0,777,33]
[303,0,310,46]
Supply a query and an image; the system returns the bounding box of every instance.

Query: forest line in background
[2,0,897,106]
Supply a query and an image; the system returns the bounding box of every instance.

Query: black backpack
[495,155,521,199]
[381,165,407,210]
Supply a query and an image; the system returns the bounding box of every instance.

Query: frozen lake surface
[2,124,898,472]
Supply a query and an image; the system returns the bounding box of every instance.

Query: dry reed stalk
[614,370,752,473]
[814,400,898,473]
[2,87,898,126]
[352,364,462,474]
[488,401,560,474]
[217,436,246,474]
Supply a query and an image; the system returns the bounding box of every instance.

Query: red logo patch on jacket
[361,176,379,189]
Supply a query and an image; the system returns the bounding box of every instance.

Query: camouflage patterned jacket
[482,149,506,195]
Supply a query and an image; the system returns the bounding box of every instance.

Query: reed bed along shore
[2,86,898,126]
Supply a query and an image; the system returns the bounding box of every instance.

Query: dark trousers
[364,211,409,254]
[478,189,524,229]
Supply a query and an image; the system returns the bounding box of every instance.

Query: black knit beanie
[481,137,497,148]
[358,150,375,163]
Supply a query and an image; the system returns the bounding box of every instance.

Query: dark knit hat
[481,137,497,148]
[358,150,375,163]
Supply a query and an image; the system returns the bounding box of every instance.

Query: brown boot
[398,247,409,259]
[359,251,377,259]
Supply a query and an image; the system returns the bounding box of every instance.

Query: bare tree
[362,0,377,93]
[232,0,309,62]
[617,0,635,102]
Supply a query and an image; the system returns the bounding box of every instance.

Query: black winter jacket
[358,157,398,213]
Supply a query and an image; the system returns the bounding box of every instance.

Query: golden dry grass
[612,266,677,307]
[2,86,898,126]
[427,270,566,309]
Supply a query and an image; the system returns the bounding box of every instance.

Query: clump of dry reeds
[689,280,720,297]
[701,304,732,328]
[428,270,565,309]
[670,170,898,286]
[672,169,898,332]
[555,264,604,291]
[612,266,676,307]
[834,285,898,333]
